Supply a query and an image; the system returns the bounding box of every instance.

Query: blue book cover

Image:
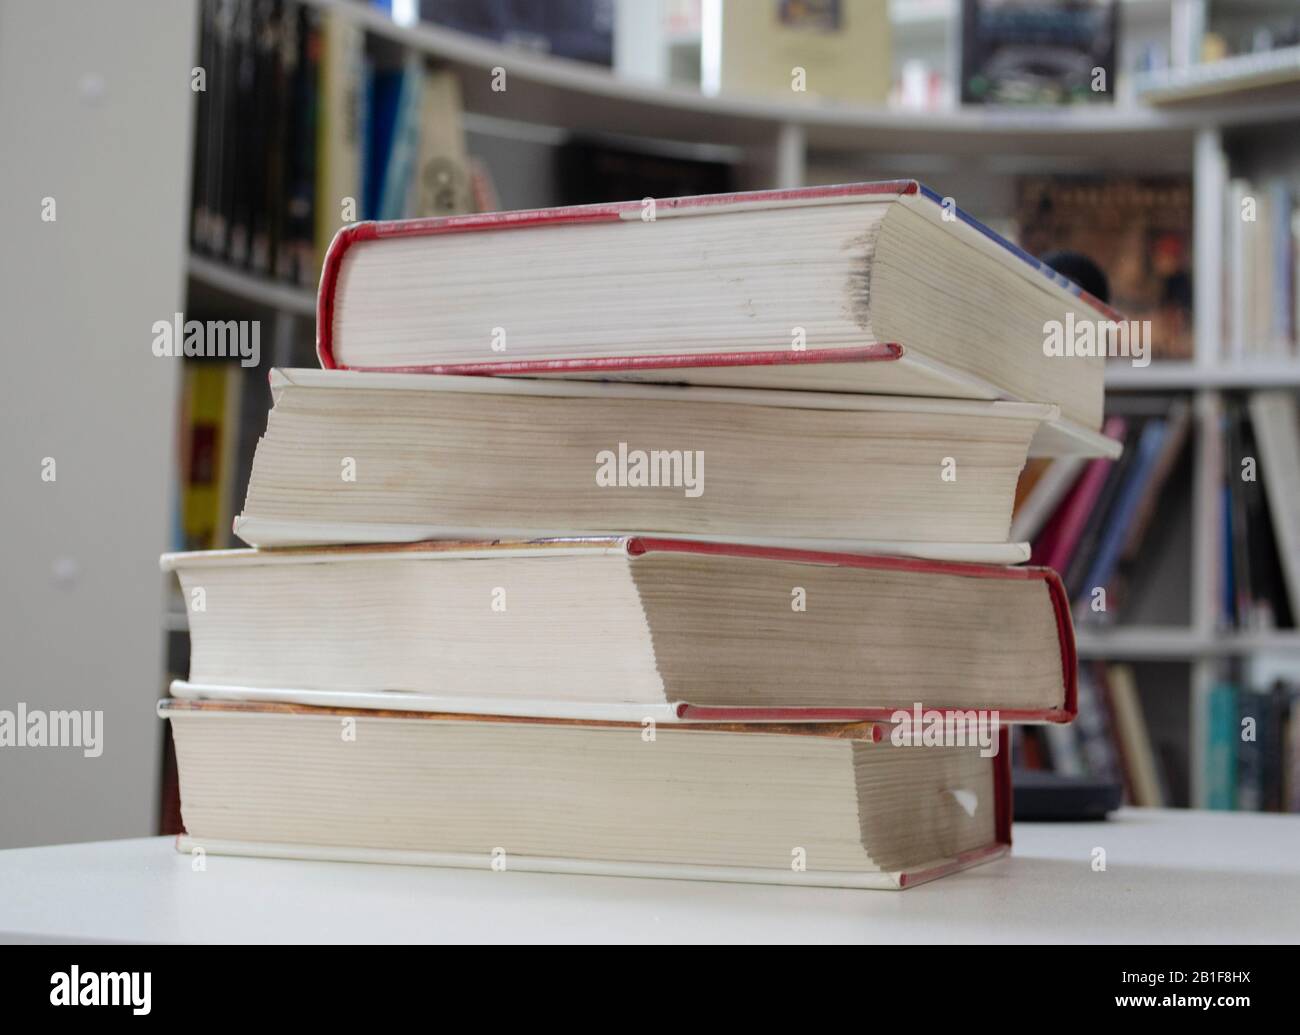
[378,60,424,221]
[1205,683,1239,810]
[1236,689,1265,811]
[1076,418,1167,605]
[364,66,404,221]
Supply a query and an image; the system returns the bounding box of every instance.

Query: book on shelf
[162,537,1079,723]
[1250,391,1300,625]
[1017,662,1188,810]
[1018,401,1196,628]
[189,0,476,288]
[1199,678,1300,813]
[161,698,1011,890]
[1009,455,1086,544]
[314,6,367,270]
[418,0,616,66]
[317,180,1122,452]
[1015,175,1194,362]
[708,0,891,104]
[554,138,735,207]
[177,362,242,552]
[1207,392,1298,631]
[1029,416,1126,574]
[1104,664,1165,808]
[960,0,1118,106]
[1223,176,1300,360]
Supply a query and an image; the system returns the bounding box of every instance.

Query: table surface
[1,808,1297,943]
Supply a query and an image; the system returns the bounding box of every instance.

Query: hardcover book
[163,536,1078,723]
[163,699,1012,890]
[233,369,1077,552]
[315,181,1121,450]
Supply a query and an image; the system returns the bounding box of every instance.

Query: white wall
[0,0,196,847]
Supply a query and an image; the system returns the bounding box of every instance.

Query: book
[316,181,1122,448]
[314,8,367,268]
[1016,175,1194,361]
[419,0,615,66]
[179,363,242,551]
[1030,416,1127,574]
[555,138,734,207]
[1073,417,1169,610]
[961,0,1118,106]
[410,68,475,218]
[1205,682,1239,811]
[1249,391,1300,621]
[1104,664,1164,807]
[163,537,1079,723]
[282,1,320,285]
[161,698,1011,890]
[234,368,1063,552]
[1009,455,1085,543]
[711,0,891,104]
[1237,688,1267,812]
[1062,421,1141,600]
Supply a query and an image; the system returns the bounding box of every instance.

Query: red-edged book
[163,535,1077,724]
[161,697,1013,889]
[316,181,1120,459]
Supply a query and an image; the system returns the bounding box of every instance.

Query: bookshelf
[171,0,1300,815]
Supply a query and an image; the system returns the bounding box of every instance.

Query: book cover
[961,0,1117,106]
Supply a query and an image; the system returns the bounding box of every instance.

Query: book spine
[1205,682,1239,811]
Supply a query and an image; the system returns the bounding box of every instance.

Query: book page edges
[224,520,1033,563]
[172,835,1010,891]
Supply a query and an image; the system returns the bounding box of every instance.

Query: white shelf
[187,254,316,318]
[1137,44,1300,106]
[4,814,1299,942]
[1076,627,1300,660]
[298,0,1288,160]
[1105,358,1300,389]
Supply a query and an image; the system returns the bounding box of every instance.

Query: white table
[1,809,1297,943]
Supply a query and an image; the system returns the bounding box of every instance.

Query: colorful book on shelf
[314,8,367,269]
[1074,417,1169,609]
[315,181,1124,457]
[161,698,1012,890]
[179,363,242,552]
[1030,415,1127,574]
[1016,175,1193,361]
[1204,682,1239,811]
[1249,391,1300,622]
[1104,663,1165,808]
[961,0,1118,107]
[232,368,1075,555]
[1010,455,1086,543]
[410,68,475,218]
[712,0,891,104]
[1063,421,1141,600]
[163,536,1079,724]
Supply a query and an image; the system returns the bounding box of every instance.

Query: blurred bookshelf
[169,0,1300,815]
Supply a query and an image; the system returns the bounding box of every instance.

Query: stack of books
[161,181,1121,889]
